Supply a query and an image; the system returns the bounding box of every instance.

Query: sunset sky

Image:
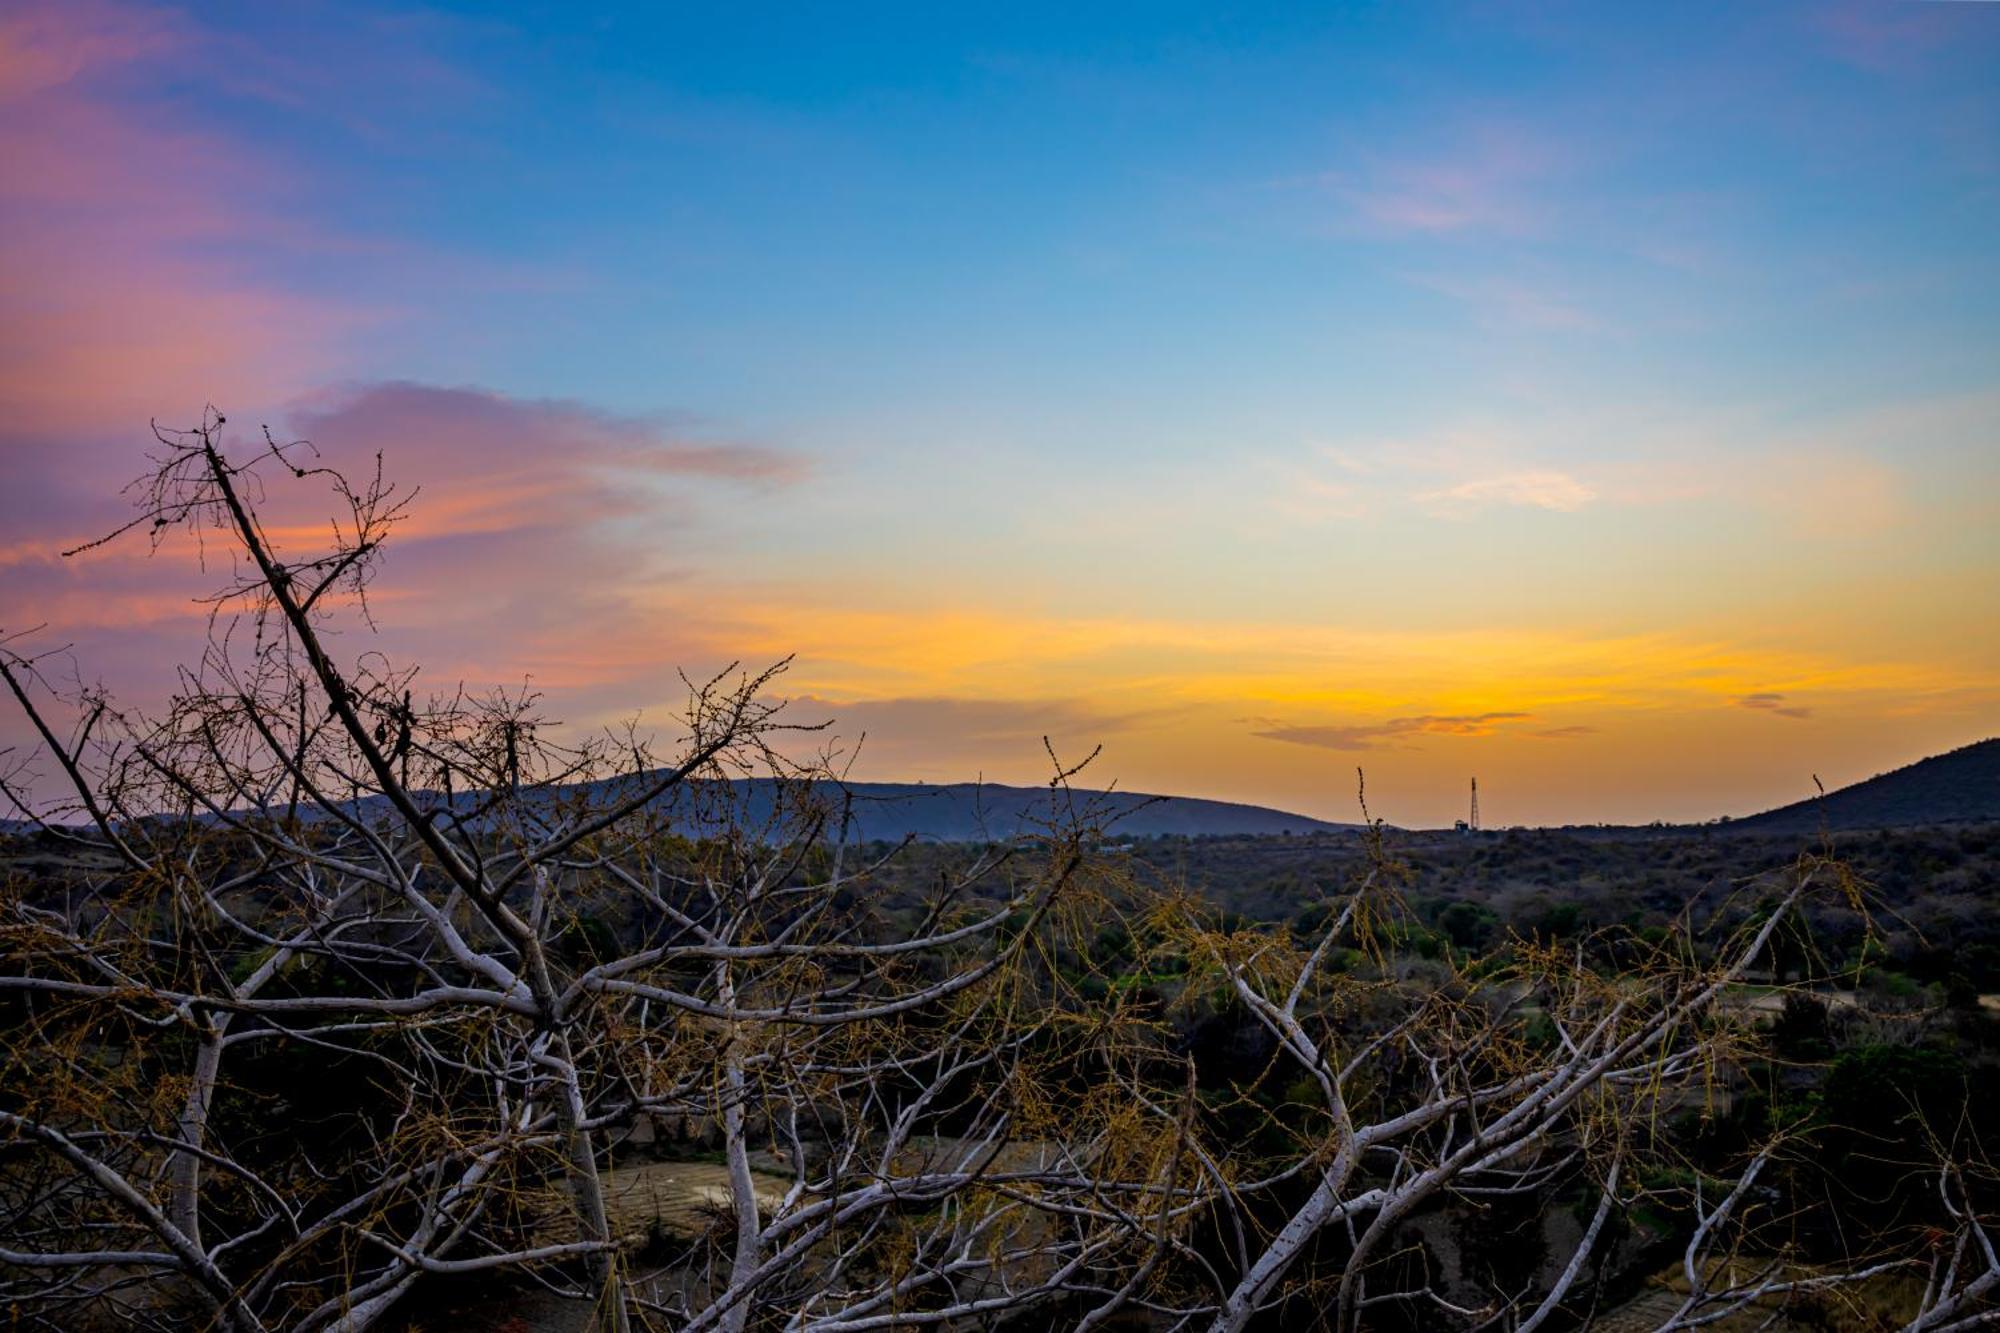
[2,1,1997,827]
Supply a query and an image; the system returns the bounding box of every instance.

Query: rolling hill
[327,776,1355,842]
[1727,738,2000,835]
[769,781,1355,841]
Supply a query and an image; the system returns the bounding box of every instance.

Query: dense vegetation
[1095,821,2000,995]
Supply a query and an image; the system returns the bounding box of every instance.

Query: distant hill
[1728,738,2000,835]
[331,776,1354,843]
[777,781,1355,842]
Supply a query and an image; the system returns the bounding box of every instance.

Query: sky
[1,0,1997,828]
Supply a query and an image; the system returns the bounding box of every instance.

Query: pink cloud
[0,0,365,660]
[2,385,805,734]
[0,0,183,101]
[285,381,803,523]
[0,2,362,441]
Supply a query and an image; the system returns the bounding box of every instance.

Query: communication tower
[1455,777,1482,834]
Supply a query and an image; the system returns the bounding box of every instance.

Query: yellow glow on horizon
[704,600,1985,714]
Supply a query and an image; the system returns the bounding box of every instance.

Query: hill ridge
[290,776,1357,843]
[658,778,1357,841]
[1727,737,2000,834]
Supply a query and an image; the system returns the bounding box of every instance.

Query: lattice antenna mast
[1469,777,1480,832]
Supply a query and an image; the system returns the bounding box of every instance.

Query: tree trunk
[550,1029,628,1333]
[169,1023,227,1253]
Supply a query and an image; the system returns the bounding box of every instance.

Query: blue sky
[220,2,1999,409]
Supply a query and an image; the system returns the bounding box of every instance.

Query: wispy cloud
[1327,124,1568,238]
[1279,425,1602,522]
[1253,712,1533,752]
[0,0,182,100]
[1734,692,1812,720]
[1286,395,1950,535]
[289,381,802,504]
[1418,470,1597,516]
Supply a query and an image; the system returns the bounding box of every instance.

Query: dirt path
[598,1159,792,1241]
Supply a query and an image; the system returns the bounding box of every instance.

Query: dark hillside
[1728,738,2000,835]
[310,776,1356,843]
[797,781,1354,841]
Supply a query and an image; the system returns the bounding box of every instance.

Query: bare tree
[0,415,1190,1331]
